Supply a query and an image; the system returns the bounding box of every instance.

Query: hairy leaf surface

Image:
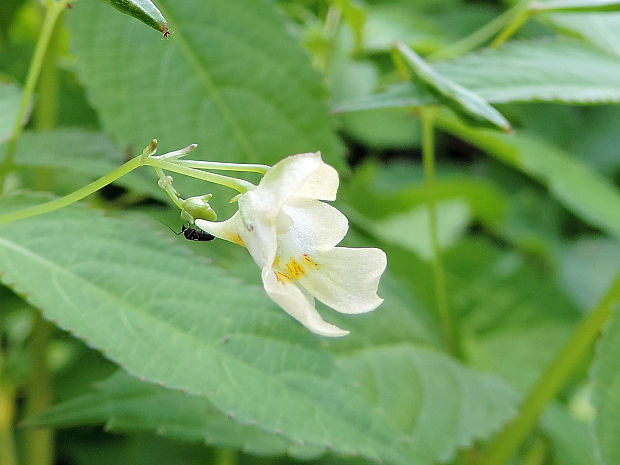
[29,371,324,459]
[0,193,517,465]
[68,0,344,168]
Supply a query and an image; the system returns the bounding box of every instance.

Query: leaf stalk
[481,271,620,465]
[0,0,72,191]
[421,107,458,356]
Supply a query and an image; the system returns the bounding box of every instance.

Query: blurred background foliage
[1,0,619,465]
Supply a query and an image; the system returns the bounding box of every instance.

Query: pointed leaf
[394,42,511,131]
[68,0,344,168]
[100,0,169,35]
[334,38,620,113]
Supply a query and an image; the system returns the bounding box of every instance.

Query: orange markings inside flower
[301,254,320,270]
[229,233,245,247]
[274,271,292,284]
[286,258,305,279]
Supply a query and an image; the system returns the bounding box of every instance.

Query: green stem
[146,159,255,193]
[0,0,70,190]
[429,0,530,60]
[481,271,620,465]
[34,2,63,194]
[520,438,546,465]
[0,155,144,225]
[490,2,533,49]
[172,160,270,174]
[0,141,257,225]
[153,167,184,209]
[420,107,457,356]
[34,5,62,132]
[24,313,54,465]
[0,345,18,465]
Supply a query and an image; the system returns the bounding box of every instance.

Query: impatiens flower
[195,152,387,337]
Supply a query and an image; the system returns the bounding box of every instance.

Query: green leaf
[592,307,620,465]
[432,38,620,104]
[0,193,517,465]
[437,112,620,241]
[417,238,581,392]
[332,345,519,463]
[0,82,21,143]
[340,160,507,230]
[540,403,599,465]
[29,370,325,459]
[334,38,620,113]
[533,0,620,12]
[357,200,472,260]
[558,237,620,309]
[543,12,620,56]
[330,57,421,149]
[68,0,344,168]
[394,42,511,131]
[100,0,169,35]
[362,6,443,53]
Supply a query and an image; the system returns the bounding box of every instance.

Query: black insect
[177,224,215,242]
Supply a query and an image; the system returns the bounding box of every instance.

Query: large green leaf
[333,38,620,113]
[29,370,325,459]
[0,193,518,465]
[0,82,21,143]
[67,0,344,168]
[332,345,518,463]
[592,308,620,465]
[437,112,620,241]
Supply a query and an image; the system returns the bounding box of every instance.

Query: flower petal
[281,199,348,253]
[257,152,338,207]
[195,212,245,246]
[293,156,339,201]
[196,212,277,269]
[261,267,349,337]
[297,247,387,314]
